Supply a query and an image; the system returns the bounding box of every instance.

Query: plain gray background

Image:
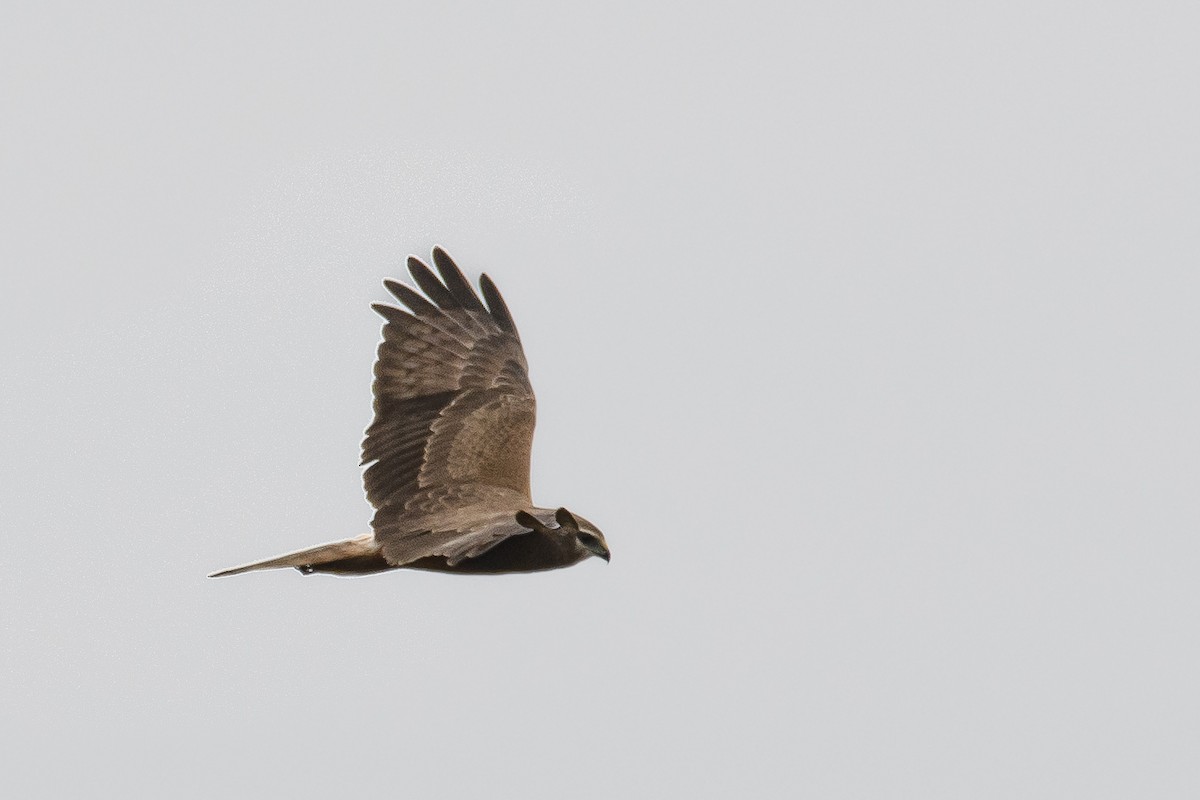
[3,2,1198,797]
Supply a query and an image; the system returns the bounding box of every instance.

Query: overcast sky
[3,2,1199,798]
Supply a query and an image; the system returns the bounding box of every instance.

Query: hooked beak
[583,541,610,563]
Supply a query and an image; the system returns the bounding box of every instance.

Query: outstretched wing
[362,248,535,522]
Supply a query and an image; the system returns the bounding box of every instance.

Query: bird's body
[210,247,608,579]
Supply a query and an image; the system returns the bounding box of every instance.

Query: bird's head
[516,507,610,563]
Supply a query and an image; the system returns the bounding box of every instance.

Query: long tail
[208,533,382,577]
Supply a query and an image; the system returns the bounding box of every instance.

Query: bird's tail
[208,533,385,577]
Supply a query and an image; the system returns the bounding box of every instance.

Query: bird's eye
[578,533,599,547]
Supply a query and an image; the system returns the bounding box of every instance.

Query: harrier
[210,247,609,578]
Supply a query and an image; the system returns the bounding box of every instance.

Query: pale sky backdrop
[3,2,1198,798]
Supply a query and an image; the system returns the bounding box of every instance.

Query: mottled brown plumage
[209,247,609,578]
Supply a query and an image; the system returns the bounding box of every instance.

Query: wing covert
[371,486,537,567]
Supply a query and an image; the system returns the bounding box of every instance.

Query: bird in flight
[210,247,609,578]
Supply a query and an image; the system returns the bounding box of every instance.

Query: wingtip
[406,255,432,285]
[431,247,487,312]
[407,254,457,308]
[370,302,404,321]
[478,272,519,335]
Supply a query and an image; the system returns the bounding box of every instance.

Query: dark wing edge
[479,273,519,338]
[388,248,520,335]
